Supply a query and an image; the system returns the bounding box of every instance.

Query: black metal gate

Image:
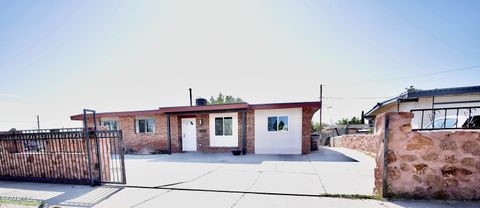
[0,112,126,185]
[82,109,126,185]
[86,129,126,185]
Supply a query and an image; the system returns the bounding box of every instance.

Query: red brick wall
[196,113,245,153]
[196,114,210,151]
[188,111,255,153]
[302,107,317,154]
[170,115,181,153]
[246,110,255,153]
[114,112,255,154]
[84,117,100,128]
[89,106,315,155]
[87,114,180,154]
[114,115,183,154]
[118,115,165,153]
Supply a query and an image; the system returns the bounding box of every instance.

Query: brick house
[70,101,320,155]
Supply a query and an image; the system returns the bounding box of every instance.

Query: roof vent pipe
[189,88,193,106]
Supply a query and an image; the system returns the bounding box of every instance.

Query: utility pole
[36,115,40,130]
[319,84,323,132]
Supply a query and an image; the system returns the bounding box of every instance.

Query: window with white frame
[214,117,233,136]
[135,118,155,133]
[102,120,118,130]
[267,116,288,131]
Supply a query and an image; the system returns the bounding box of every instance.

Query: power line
[320,64,480,86]
[371,64,480,82]
[320,64,480,100]
[323,96,395,100]
[0,120,36,123]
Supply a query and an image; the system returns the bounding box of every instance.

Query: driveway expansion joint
[154,165,224,188]
[306,154,328,194]
[129,189,172,208]
[105,185,377,200]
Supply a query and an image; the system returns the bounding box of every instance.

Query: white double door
[181,118,197,151]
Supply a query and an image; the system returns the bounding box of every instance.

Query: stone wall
[332,134,379,155]
[380,112,480,200]
[331,112,387,155]
[331,112,480,200]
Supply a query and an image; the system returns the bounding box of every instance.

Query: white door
[181,118,197,151]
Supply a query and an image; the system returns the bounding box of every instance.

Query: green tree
[336,116,363,125]
[208,92,245,105]
[311,122,329,133]
[405,86,419,93]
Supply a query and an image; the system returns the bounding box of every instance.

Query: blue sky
[0,0,479,130]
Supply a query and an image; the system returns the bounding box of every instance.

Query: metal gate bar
[92,130,126,184]
[0,128,90,184]
[0,127,126,185]
[83,109,126,185]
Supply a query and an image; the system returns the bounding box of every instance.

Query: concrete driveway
[2,148,479,208]
[124,147,376,196]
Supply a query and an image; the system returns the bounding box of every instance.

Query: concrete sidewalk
[0,181,119,207]
[94,187,480,208]
[0,182,478,208]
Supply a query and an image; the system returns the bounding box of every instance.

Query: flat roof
[70,109,161,120]
[158,103,249,114]
[407,85,480,98]
[364,85,480,117]
[249,101,321,110]
[70,101,321,120]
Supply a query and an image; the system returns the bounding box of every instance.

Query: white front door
[181,118,197,151]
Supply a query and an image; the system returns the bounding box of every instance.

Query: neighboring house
[323,124,370,135]
[364,85,480,128]
[70,100,320,155]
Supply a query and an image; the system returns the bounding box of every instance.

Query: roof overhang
[159,101,321,115]
[364,85,480,118]
[407,85,480,98]
[70,109,161,120]
[364,97,399,117]
[398,98,419,103]
[250,101,321,110]
[70,101,322,120]
[159,103,250,115]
